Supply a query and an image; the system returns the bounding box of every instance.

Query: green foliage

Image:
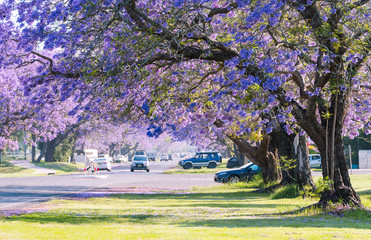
[314,177,333,194]
[279,156,296,171]
[52,137,74,162]
[299,177,333,199]
[270,184,300,199]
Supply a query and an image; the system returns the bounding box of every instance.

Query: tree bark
[296,133,314,189]
[233,143,246,167]
[44,139,57,162]
[231,135,282,183]
[35,142,48,163]
[290,89,362,206]
[31,134,36,162]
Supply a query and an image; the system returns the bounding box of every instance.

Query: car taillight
[103,162,107,164]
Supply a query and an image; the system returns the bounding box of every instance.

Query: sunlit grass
[1,176,370,239]
[0,159,84,177]
[0,159,36,177]
[33,161,83,174]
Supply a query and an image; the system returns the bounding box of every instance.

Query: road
[1,161,370,210]
[0,161,218,210]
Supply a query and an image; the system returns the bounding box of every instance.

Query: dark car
[226,157,240,168]
[178,152,221,169]
[214,162,261,183]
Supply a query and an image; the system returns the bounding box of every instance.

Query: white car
[98,154,113,163]
[114,155,127,163]
[309,154,321,168]
[94,158,112,171]
[159,153,169,162]
[131,156,150,172]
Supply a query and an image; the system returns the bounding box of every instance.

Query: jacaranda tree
[1,0,370,207]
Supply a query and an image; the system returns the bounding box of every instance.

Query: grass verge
[1,175,370,239]
[33,161,83,174]
[0,159,35,177]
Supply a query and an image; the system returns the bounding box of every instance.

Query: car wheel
[208,162,217,168]
[131,169,134,172]
[108,169,111,172]
[146,169,150,172]
[183,162,192,169]
[228,175,240,183]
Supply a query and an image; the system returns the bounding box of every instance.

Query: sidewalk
[9,161,57,174]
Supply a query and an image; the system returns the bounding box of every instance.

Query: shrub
[271,184,300,199]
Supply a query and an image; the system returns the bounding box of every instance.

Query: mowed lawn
[0,175,370,239]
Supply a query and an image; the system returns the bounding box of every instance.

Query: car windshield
[133,156,147,161]
[94,158,106,162]
[239,163,254,169]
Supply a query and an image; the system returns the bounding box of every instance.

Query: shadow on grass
[108,191,269,201]
[179,215,371,229]
[4,209,370,230]
[3,212,164,225]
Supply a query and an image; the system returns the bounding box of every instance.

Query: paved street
[1,160,370,210]
[0,161,217,210]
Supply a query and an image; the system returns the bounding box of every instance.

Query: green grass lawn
[1,175,370,239]
[0,159,35,177]
[33,161,83,174]
[0,159,83,177]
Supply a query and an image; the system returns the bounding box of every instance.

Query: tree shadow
[3,211,163,224]
[179,215,371,230]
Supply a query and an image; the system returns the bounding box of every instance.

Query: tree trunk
[291,89,362,206]
[232,135,282,183]
[269,126,297,185]
[35,142,48,163]
[233,143,246,167]
[296,133,314,189]
[70,144,76,163]
[317,131,362,206]
[32,134,36,162]
[44,139,57,162]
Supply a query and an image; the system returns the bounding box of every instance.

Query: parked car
[134,150,146,156]
[93,158,112,171]
[131,156,150,172]
[98,154,113,163]
[226,157,240,168]
[214,162,261,183]
[178,152,221,169]
[114,154,127,163]
[147,151,157,161]
[309,154,321,168]
[159,153,169,162]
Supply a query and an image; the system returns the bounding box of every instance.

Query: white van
[309,154,321,168]
[85,149,98,160]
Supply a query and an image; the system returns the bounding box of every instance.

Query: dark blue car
[214,162,261,183]
[179,152,222,169]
